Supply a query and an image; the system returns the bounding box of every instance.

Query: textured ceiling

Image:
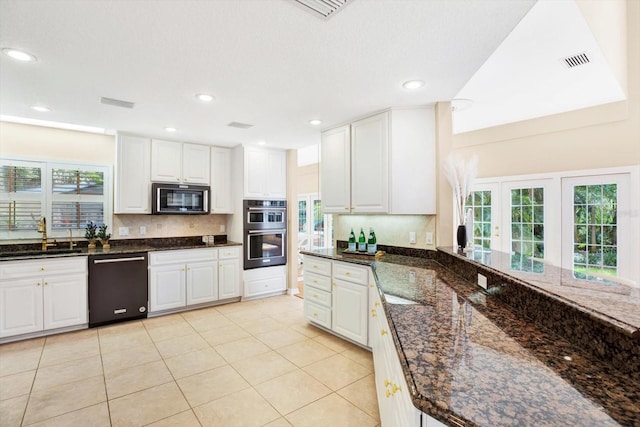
[0,0,536,148]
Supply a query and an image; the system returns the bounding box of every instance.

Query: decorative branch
[443,154,478,225]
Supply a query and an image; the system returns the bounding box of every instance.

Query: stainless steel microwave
[152,183,209,214]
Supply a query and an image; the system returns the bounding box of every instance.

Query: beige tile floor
[0,295,380,427]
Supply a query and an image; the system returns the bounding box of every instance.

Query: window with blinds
[50,167,105,230]
[0,158,111,239]
[0,163,44,232]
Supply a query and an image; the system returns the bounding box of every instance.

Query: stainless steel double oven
[243,200,287,269]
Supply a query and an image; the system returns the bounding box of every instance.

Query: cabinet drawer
[304,300,331,329]
[149,248,217,266]
[304,256,331,276]
[0,257,87,280]
[304,272,331,292]
[305,285,331,308]
[333,262,368,285]
[245,275,286,297]
[218,246,240,260]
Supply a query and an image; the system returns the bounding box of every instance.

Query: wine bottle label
[367,244,377,254]
[358,242,366,252]
[348,242,356,252]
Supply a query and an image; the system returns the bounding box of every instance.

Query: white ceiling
[0,0,536,149]
[452,0,626,133]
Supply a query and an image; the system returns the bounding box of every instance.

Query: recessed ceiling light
[258,140,267,146]
[30,105,50,112]
[309,119,322,126]
[164,127,177,132]
[196,93,215,103]
[1,48,37,62]
[451,98,473,112]
[402,80,425,90]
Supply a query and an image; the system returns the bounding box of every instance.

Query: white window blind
[0,157,111,239]
[50,167,105,230]
[0,161,44,232]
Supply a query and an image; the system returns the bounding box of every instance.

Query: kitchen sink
[0,248,84,258]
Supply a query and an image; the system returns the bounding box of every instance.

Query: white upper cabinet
[320,107,436,215]
[182,143,211,184]
[244,148,287,199]
[151,139,210,184]
[210,147,233,213]
[351,112,389,213]
[320,125,351,213]
[115,134,151,214]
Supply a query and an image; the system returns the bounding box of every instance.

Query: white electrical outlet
[409,231,416,244]
[478,273,488,290]
[409,270,416,283]
[220,224,226,233]
[118,227,129,236]
[426,232,433,245]
[139,226,146,235]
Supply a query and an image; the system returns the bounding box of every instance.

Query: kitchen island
[302,248,640,427]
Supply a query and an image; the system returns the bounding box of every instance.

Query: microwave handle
[248,229,286,234]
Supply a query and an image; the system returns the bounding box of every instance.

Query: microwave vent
[561,52,590,69]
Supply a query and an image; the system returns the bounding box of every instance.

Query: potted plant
[85,221,98,249]
[97,224,111,249]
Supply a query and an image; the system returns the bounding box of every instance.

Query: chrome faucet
[37,217,57,251]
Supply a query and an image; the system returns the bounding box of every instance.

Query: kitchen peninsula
[302,247,640,427]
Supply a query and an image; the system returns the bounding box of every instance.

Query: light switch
[139,226,146,235]
[409,232,416,244]
[426,232,433,245]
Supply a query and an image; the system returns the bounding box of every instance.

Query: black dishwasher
[88,252,148,327]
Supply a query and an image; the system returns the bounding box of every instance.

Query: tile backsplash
[113,214,228,240]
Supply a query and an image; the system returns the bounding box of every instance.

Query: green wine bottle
[358,228,367,252]
[367,228,377,254]
[348,228,356,252]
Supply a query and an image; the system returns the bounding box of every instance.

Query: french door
[298,193,332,255]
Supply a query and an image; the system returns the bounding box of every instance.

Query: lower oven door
[244,229,287,269]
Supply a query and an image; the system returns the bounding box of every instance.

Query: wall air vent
[227,122,254,129]
[100,97,135,109]
[561,52,590,69]
[291,0,351,20]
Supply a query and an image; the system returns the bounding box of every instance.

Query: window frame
[0,156,112,241]
[468,165,639,285]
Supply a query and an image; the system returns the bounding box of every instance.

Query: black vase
[456,225,467,250]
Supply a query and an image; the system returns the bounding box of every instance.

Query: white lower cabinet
[149,247,241,313]
[218,247,241,299]
[370,287,449,427]
[0,257,88,338]
[303,255,369,346]
[243,265,286,299]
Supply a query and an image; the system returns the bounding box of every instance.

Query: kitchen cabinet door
[218,257,240,299]
[244,148,287,198]
[149,264,186,312]
[151,139,182,183]
[0,277,43,338]
[186,261,218,305]
[43,273,87,330]
[332,278,368,345]
[320,125,351,213]
[210,147,233,213]
[351,112,389,213]
[115,134,151,214]
[182,143,210,184]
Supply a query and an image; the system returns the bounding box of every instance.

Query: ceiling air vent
[227,122,254,129]
[292,0,351,20]
[100,97,135,109]
[561,52,590,69]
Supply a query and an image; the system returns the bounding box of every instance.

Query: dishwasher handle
[93,256,146,264]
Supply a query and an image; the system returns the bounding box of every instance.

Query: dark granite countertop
[302,248,640,427]
[438,247,640,336]
[0,237,242,261]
